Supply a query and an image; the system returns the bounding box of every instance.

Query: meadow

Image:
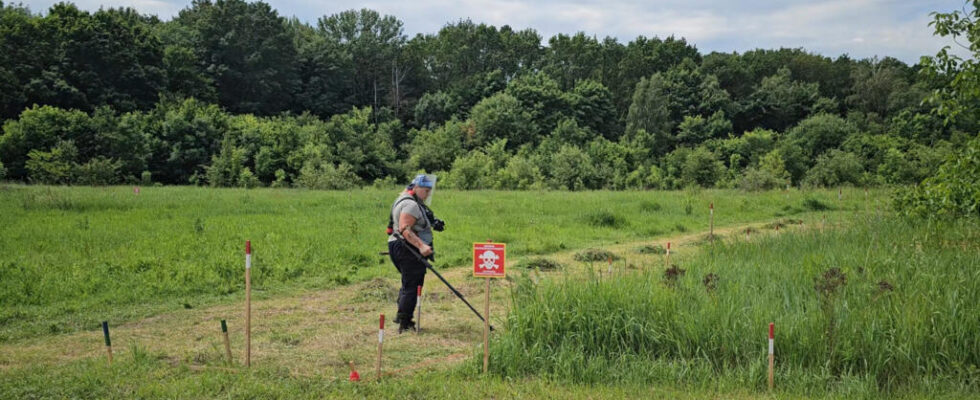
[0,184,866,342]
[5,184,978,399]
[489,215,980,397]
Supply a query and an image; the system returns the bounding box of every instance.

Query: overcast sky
[15,0,973,63]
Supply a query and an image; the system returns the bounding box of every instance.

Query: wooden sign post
[473,241,506,374]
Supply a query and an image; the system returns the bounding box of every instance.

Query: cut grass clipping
[517,258,563,271]
[635,244,667,255]
[488,216,980,396]
[573,248,620,262]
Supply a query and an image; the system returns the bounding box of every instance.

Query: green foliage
[803,149,864,187]
[680,146,723,187]
[746,66,820,132]
[25,140,78,184]
[74,157,122,186]
[407,119,466,173]
[897,136,980,218]
[468,93,536,149]
[296,161,361,190]
[785,113,857,158]
[0,159,5,180]
[548,145,597,190]
[442,150,494,189]
[741,150,790,191]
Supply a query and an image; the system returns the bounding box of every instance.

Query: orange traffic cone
[348,361,361,382]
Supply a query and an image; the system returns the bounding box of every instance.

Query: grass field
[0,184,868,342]
[2,184,976,399]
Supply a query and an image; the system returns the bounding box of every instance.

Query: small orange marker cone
[348,361,360,382]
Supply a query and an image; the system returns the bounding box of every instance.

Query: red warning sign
[473,242,506,278]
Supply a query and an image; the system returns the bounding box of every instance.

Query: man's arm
[398,212,433,257]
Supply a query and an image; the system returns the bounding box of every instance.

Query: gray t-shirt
[388,194,433,245]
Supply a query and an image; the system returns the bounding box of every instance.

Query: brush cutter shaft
[398,240,494,331]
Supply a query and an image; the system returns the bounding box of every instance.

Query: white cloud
[17,0,972,62]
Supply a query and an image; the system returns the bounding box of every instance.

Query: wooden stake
[607,256,612,276]
[221,320,232,365]
[768,322,775,390]
[377,314,384,380]
[483,278,490,374]
[416,285,422,334]
[245,240,252,368]
[665,242,671,268]
[102,321,112,365]
[709,202,714,246]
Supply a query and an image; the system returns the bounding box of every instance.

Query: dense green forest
[0,0,977,196]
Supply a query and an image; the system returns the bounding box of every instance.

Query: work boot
[398,320,415,334]
[395,312,415,333]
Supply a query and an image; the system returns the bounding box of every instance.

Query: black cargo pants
[387,239,427,325]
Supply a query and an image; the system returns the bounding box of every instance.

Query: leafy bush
[0,159,6,181]
[517,258,563,271]
[74,157,122,185]
[802,150,863,187]
[296,161,361,190]
[583,211,625,228]
[896,136,980,218]
[25,140,78,184]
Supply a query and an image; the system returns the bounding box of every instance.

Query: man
[387,174,444,333]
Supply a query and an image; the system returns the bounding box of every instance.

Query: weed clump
[703,273,719,292]
[663,265,685,287]
[583,211,625,228]
[639,201,662,212]
[518,258,563,271]
[357,278,397,302]
[802,196,832,211]
[574,248,619,262]
[814,268,846,295]
[635,244,666,255]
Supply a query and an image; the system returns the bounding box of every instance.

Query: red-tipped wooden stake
[665,242,671,268]
[245,240,252,367]
[377,314,384,380]
[768,322,775,390]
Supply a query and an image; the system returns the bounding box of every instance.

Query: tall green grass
[0,184,872,341]
[488,216,980,395]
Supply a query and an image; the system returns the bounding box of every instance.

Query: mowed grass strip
[0,184,877,341]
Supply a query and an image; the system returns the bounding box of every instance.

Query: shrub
[802,150,863,187]
[896,136,980,218]
[296,161,361,190]
[75,157,122,185]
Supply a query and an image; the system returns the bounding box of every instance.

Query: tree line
[0,0,976,192]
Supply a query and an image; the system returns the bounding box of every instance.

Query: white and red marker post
[665,242,671,268]
[376,314,385,380]
[768,322,775,390]
[245,240,252,367]
[415,285,422,334]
